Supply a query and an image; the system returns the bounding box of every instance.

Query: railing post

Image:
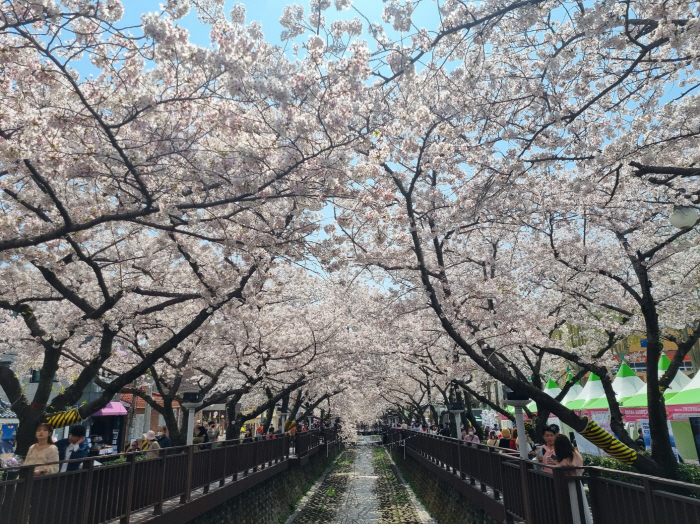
[154,449,167,515]
[203,445,212,494]
[552,466,574,524]
[80,459,96,524]
[252,439,258,473]
[479,449,487,492]
[18,466,35,524]
[492,451,501,501]
[220,440,228,487]
[519,459,534,524]
[234,440,241,480]
[243,442,250,476]
[120,453,137,524]
[180,445,195,504]
[457,440,464,479]
[643,478,657,524]
[469,447,477,486]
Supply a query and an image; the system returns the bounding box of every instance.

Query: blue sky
[119,0,377,46]
[119,0,442,54]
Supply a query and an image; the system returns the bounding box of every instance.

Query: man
[207,423,219,442]
[462,426,480,443]
[439,423,451,437]
[156,425,172,452]
[536,425,558,474]
[55,425,89,472]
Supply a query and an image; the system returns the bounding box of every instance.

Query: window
[629,362,647,373]
[679,361,694,372]
[29,369,58,383]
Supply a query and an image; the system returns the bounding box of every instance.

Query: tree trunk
[644,312,679,478]
[463,393,484,440]
[14,412,41,457]
[225,392,244,440]
[162,402,184,447]
[262,404,274,433]
[287,392,304,426]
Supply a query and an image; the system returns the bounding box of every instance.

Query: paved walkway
[288,438,434,524]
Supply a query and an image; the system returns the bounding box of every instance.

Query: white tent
[585,362,645,410]
[560,373,583,405]
[566,374,605,410]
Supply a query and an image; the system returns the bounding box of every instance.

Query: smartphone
[550,454,557,461]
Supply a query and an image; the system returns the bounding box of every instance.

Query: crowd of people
[9,417,334,476]
[393,420,583,475]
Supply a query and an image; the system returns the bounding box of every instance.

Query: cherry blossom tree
[318,0,700,479]
[0,0,368,454]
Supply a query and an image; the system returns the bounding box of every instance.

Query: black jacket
[55,438,89,471]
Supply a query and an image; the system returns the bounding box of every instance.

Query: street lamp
[669,206,698,229]
[181,392,204,446]
[502,387,529,461]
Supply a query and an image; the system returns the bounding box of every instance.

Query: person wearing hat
[142,430,161,459]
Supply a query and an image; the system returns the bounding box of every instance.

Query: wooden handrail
[386,428,700,524]
[0,428,340,524]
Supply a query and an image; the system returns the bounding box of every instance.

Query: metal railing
[295,429,320,457]
[389,429,700,524]
[0,430,332,524]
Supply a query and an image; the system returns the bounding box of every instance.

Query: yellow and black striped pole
[579,418,637,465]
[45,408,83,429]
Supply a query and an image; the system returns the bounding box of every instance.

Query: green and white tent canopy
[666,367,700,406]
[560,373,583,405]
[526,379,562,413]
[585,362,645,410]
[566,373,605,410]
[622,355,691,408]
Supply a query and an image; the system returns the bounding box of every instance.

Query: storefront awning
[92,401,127,417]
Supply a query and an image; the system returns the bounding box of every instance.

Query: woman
[24,423,59,476]
[498,428,512,449]
[193,426,209,449]
[536,425,558,473]
[486,431,499,446]
[509,428,519,451]
[554,434,592,524]
[142,430,161,459]
[553,434,583,475]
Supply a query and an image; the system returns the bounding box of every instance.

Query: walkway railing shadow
[387,429,700,524]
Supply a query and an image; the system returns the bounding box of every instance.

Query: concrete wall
[191,447,342,524]
[391,449,501,524]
